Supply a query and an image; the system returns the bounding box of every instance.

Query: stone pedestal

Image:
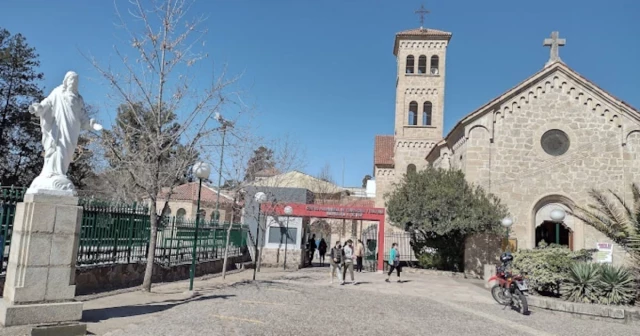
[0,193,84,327]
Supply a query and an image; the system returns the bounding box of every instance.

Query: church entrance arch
[261,203,386,271]
[532,197,574,250]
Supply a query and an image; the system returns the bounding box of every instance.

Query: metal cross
[415,4,430,29]
[543,31,566,65]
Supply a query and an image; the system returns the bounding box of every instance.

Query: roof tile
[374,135,394,167]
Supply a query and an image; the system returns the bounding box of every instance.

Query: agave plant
[563,262,601,303]
[597,264,636,305]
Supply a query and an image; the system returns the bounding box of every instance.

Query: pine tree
[0,28,44,186]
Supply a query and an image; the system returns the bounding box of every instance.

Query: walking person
[385,243,402,283]
[307,234,317,266]
[355,239,365,272]
[342,240,356,284]
[318,238,328,266]
[330,241,345,285]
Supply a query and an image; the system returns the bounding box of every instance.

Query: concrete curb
[405,267,483,279]
[528,295,640,324]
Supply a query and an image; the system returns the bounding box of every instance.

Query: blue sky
[2,0,639,187]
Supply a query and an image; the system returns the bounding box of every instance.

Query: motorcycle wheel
[514,289,529,315]
[491,285,510,305]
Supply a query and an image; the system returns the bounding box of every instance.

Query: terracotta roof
[394,27,452,55]
[374,135,394,167]
[159,182,233,204]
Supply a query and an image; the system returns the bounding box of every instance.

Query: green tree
[0,28,44,186]
[385,166,508,271]
[244,146,275,182]
[569,184,640,274]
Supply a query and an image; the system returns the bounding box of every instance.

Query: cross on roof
[543,31,566,66]
[415,4,430,29]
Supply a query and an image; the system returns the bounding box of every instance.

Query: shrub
[597,264,636,305]
[562,262,601,303]
[512,243,596,295]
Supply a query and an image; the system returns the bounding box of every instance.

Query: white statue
[26,71,102,195]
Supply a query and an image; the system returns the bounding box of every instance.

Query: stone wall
[259,248,305,269]
[463,233,502,277]
[429,66,640,266]
[0,253,251,297]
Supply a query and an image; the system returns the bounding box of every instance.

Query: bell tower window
[406,55,415,74]
[430,55,439,75]
[423,102,432,126]
[408,101,418,125]
[418,55,427,74]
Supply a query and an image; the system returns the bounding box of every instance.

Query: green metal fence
[0,186,248,273]
[156,217,248,267]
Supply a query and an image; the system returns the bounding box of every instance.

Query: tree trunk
[142,201,159,292]
[221,208,236,280]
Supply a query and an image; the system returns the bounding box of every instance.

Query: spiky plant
[597,264,636,305]
[562,262,601,303]
[570,184,640,273]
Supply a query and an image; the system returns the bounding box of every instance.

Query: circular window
[540,129,570,156]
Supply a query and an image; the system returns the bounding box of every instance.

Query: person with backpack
[330,241,345,285]
[385,243,401,283]
[318,238,328,266]
[342,240,356,284]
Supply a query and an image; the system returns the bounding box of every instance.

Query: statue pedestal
[0,194,84,328]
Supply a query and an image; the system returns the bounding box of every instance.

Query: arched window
[418,55,427,74]
[176,208,186,219]
[423,101,433,126]
[407,164,416,175]
[405,55,415,74]
[408,101,418,125]
[430,56,439,75]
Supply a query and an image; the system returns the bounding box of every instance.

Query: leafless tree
[86,0,245,291]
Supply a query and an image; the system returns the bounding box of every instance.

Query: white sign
[595,242,613,263]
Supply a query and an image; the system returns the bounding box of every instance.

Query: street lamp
[213,112,234,224]
[283,205,293,270]
[253,191,267,280]
[501,217,513,252]
[189,161,211,291]
[549,208,566,245]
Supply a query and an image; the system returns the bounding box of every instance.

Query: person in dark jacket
[318,238,328,266]
[329,241,345,285]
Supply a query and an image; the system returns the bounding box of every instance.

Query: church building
[373,23,640,264]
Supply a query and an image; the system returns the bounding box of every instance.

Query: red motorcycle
[488,253,529,315]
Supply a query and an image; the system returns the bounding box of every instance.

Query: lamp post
[189,162,211,291]
[550,208,566,245]
[213,112,234,224]
[253,192,267,280]
[283,205,293,270]
[501,217,513,252]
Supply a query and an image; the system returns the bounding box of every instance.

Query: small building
[156,182,237,222]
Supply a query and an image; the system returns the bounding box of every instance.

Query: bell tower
[392,5,451,173]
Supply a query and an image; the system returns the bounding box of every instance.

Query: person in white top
[342,240,357,284]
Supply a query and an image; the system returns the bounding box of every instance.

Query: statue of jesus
[26,71,103,195]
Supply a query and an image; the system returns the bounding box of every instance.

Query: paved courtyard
[73,267,639,336]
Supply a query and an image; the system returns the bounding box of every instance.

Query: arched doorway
[533,200,574,250]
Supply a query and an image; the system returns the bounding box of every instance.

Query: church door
[535,221,573,250]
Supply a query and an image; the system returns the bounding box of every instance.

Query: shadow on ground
[82,294,235,323]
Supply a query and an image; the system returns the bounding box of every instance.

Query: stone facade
[374,28,451,235]
[373,27,640,268]
[427,62,640,265]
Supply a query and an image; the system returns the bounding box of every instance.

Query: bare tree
[87,0,244,291]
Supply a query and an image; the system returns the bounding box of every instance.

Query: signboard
[501,238,517,252]
[260,203,385,221]
[595,242,613,263]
